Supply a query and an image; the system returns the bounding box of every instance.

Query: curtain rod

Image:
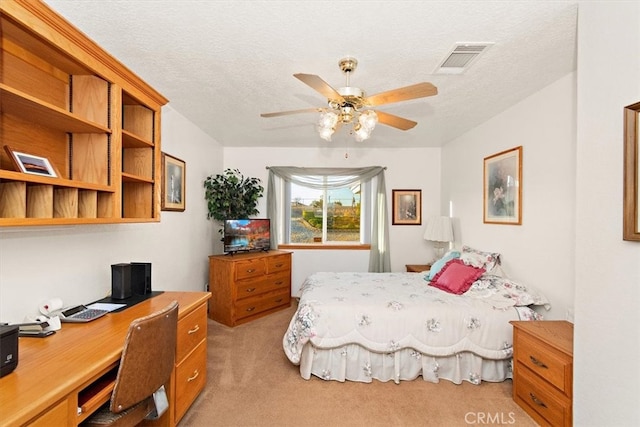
[265,166,387,170]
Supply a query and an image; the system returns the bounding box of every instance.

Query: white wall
[573,2,640,425]
[223,145,441,295]
[441,73,576,321]
[0,105,222,323]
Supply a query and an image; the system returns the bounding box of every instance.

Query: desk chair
[84,300,178,427]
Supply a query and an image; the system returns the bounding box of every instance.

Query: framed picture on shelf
[4,146,58,177]
[161,152,186,211]
[392,189,422,225]
[483,146,522,225]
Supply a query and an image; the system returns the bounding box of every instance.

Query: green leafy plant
[203,168,264,234]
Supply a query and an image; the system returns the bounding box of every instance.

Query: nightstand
[510,321,573,427]
[405,264,431,272]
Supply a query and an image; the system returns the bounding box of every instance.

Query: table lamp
[423,216,454,261]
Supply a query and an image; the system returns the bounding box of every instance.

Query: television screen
[223,219,271,254]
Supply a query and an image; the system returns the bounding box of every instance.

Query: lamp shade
[423,216,454,242]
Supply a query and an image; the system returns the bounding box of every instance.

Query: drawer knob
[529,392,548,408]
[246,307,256,312]
[275,298,283,303]
[529,355,549,369]
[274,281,283,286]
[246,287,256,293]
[187,325,200,334]
[246,268,256,273]
[187,370,200,382]
[275,263,284,267]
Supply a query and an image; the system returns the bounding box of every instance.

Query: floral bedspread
[283,272,540,365]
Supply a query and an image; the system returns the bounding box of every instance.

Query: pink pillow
[429,259,485,295]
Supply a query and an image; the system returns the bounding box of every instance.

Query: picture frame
[483,146,522,225]
[161,152,186,212]
[392,189,422,225]
[623,101,640,241]
[4,146,58,178]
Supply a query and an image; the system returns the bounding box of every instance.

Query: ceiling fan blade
[375,111,418,131]
[261,107,323,118]
[366,82,438,107]
[294,73,345,103]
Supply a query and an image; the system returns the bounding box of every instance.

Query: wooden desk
[0,291,211,427]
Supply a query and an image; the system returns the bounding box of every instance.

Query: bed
[282,246,550,385]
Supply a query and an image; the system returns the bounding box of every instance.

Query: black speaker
[111,263,132,300]
[0,324,18,378]
[130,262,152,295]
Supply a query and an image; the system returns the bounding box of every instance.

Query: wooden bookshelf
[0,0,168,226]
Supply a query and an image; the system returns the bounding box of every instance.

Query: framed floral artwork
[483,146,522,225]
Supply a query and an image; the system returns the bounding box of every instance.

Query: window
[266,166,390,272]
[288,180,363,244]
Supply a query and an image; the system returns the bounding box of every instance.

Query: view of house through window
[289,181,361,243]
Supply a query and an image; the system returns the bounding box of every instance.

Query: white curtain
[267,166,391,272]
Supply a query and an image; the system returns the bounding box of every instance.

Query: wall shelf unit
[0,0,168,226]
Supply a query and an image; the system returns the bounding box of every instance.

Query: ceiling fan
[261,57,438,141]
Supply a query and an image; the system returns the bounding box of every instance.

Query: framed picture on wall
[623,101,640,241]
[483,146,522,225]
[392,189,422,225]
[161,152,186,211]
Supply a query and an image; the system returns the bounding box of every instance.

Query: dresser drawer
[235,271,290,300]
[234,258,266,280]
[235,289,290,320]
[266,253,291,274]
[514,364,571,427]
[176,303,208,362]
[175,340,207,424]
[515,331,572,396]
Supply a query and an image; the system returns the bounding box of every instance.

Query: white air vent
[434,43,494,74]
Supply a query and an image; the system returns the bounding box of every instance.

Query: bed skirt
[299,343,512,385]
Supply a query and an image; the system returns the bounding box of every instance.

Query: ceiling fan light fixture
[317,111,338,141]
[359,110,378,130]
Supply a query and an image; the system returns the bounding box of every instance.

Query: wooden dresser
[208,250,292,326]
[511,320,574,427]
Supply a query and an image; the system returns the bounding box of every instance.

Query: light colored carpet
[178,302,538,426]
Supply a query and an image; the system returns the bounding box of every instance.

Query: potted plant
[203,168,264,235]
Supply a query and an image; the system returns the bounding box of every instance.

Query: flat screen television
[223,219,271,254]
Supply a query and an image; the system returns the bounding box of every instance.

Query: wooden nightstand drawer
[514,364,571,427]
[515,331,572,396]
[511,321,573,427]
[406,264,431,273]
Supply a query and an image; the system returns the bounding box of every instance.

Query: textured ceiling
[44,1,578,148]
